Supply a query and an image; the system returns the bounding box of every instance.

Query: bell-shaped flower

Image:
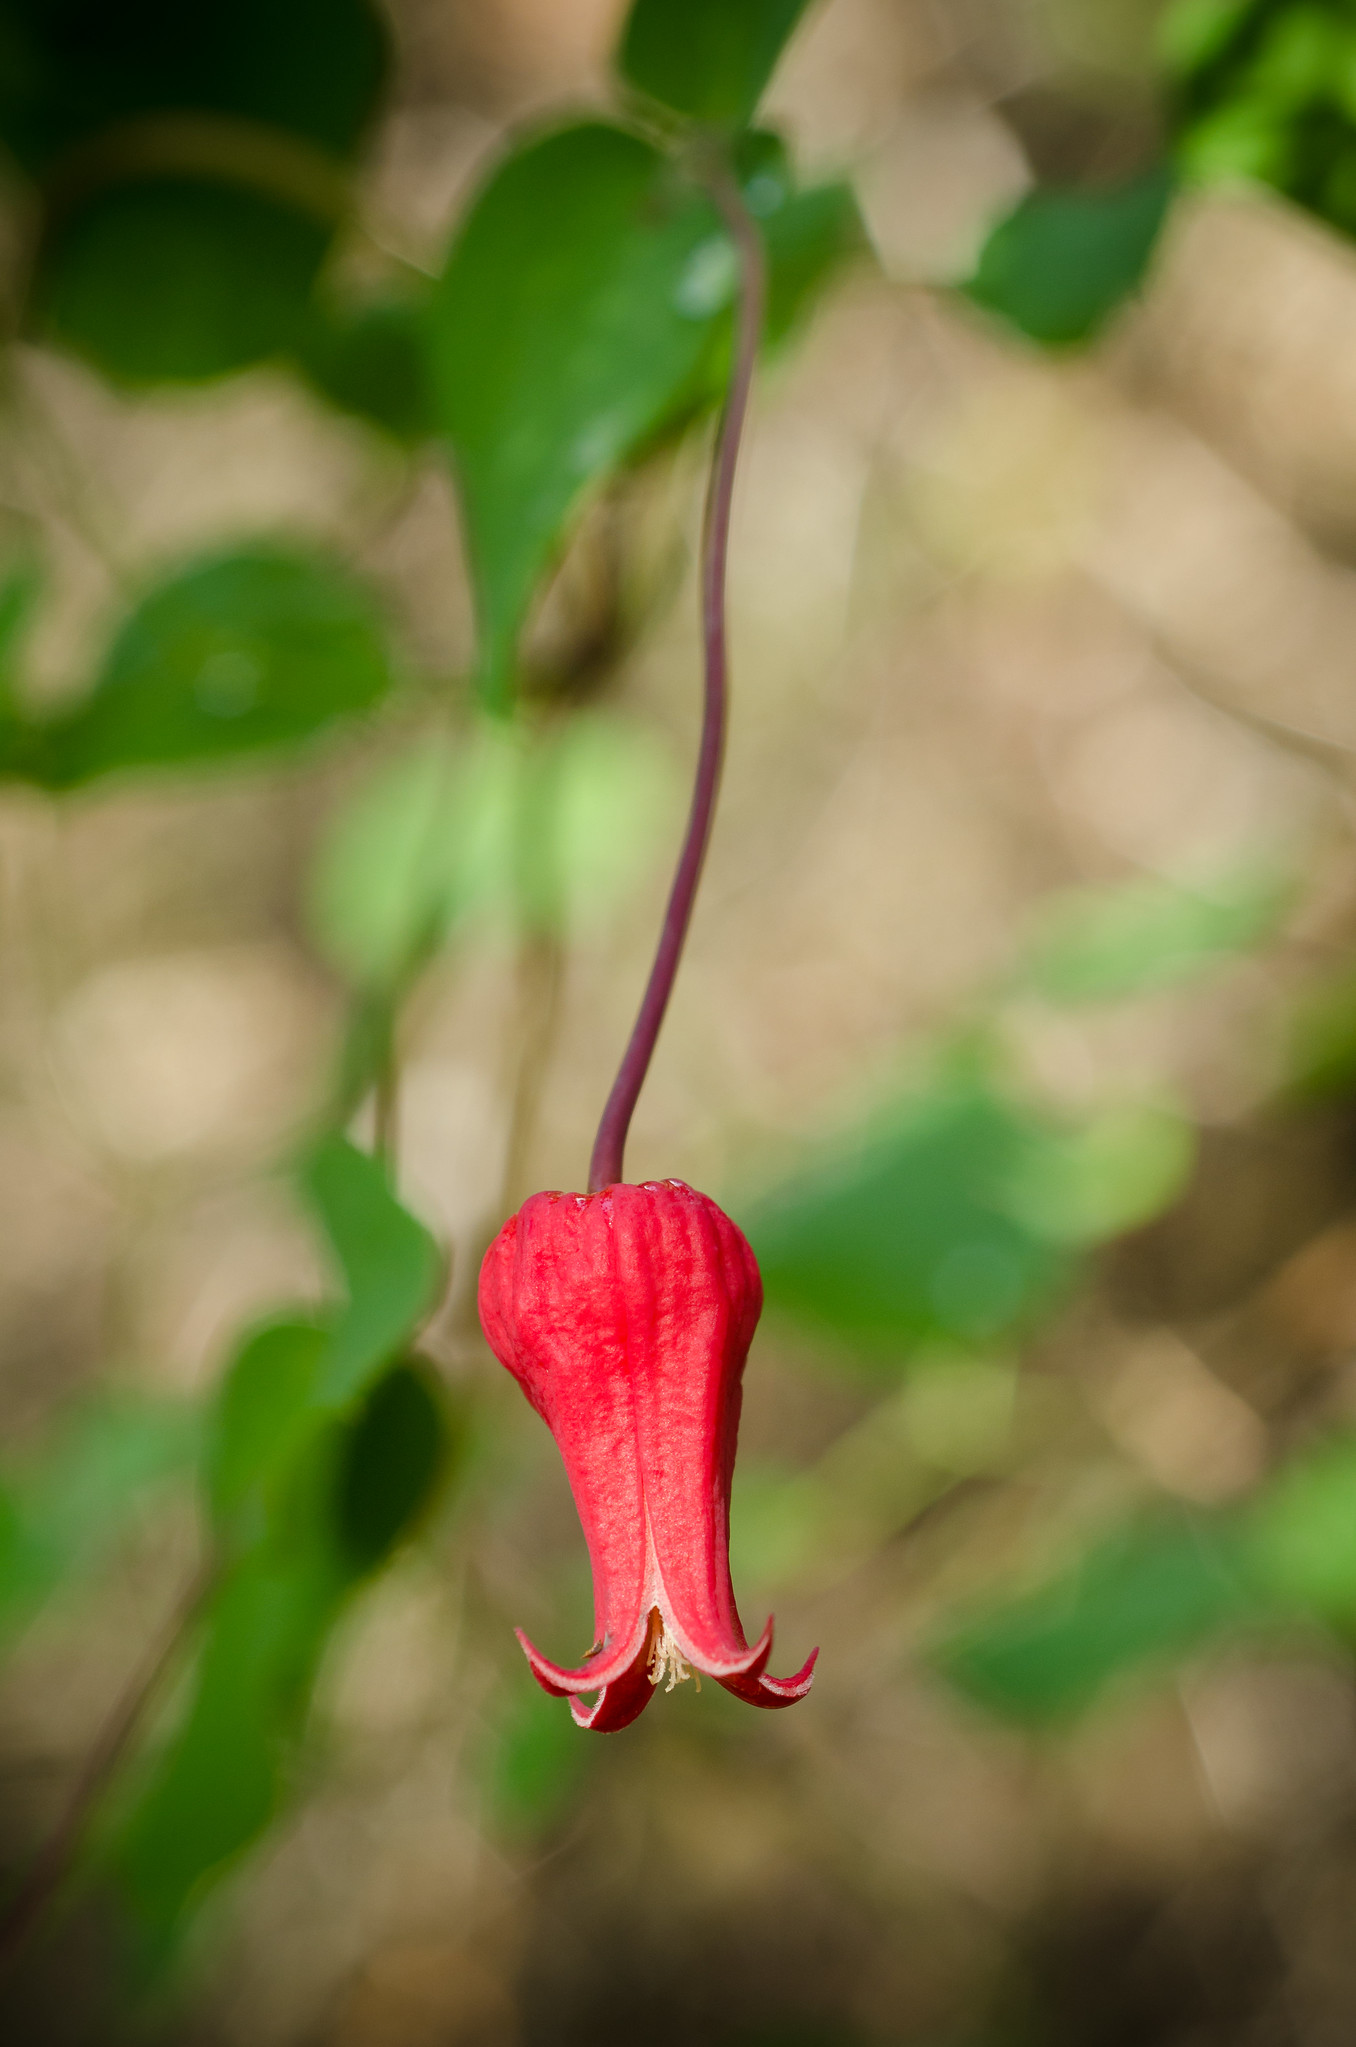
[479,1177,817,1730]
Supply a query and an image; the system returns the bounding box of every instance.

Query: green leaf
[24,1396,196,1554]
[642,136,866,446]
[0,1486,38,1638]
[297,296,438,442]
[935,1514,1252,1724]
[9,0,389,390]
[38,178,332,386]
[335,1361,456,1576]
[111,1357,454,1944]
[1287,962,1356,1100]
[1176,96,1294,187]
[1018,872,1289,1004]
[748,1069,1075,1354]
[209,1325,455,1568]
[1165,1,1356,242]
[1244,6,1348,113]
[965,165,1175,347]
[0,557,40,695]
[1159,0,1258,76]
[429,122,724,709]
[307,713,682,988]
[750,1063,1195,1355]
[1247,1435,1356,1628]
[0,556,48,770]
[618,0,813,127]
[761,176,866,344]
[300,1135,443,1409]
[531,713,684,928]
[0,1395,197,1647]
[205,1318,331,1543]
[307,736,468,988]
[34,548,394,786]
[998,1102,1195,1246]
[0,0,388,174]
[111,1539,343,1939]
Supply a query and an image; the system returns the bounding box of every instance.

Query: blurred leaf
[335,1361,455,1575]
[617,0,813,128]
[521,713,684,931]
[205,1318,330,1544]
[935,1513,1252,1724]
[749,1070,1074,1354]
[965,164,1175,347]
[308,713,682,988]
[998,1102,1195,1245]
[0,1395,196,1652]
[308,736,466,988]
[1248,3,1345,104]
[1175,96,1293,185]
[486,1674,594,1838]
[25,1396,197,1555]
[300,1134,443,1408]
[8,0,389,391]
[34,548,394,786]
[112,1357,454,1943]
[1018,872,1288,1004]
[750,1063,1196,1354]
[646,135,866,444]
[1167,0,1356,241]
[37,178,330,385]
[112,1538,343,1940]
[429,122,722,709]
[761,176,866,343]
[0,558,45,772]
[0,0,388,173]
[1159,0,1258,74]
[0,557,40,693]
[297,295,438,442]
[1247,1434,1356,1628]
[1288,962,1356,1099]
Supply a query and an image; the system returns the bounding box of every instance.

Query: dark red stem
[588,165,767,1192]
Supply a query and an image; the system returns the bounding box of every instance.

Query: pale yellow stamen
[646,1615,701,1693]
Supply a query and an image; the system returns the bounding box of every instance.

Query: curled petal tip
[718,1640,818,1710]
[568,1650,657,1732]
[514,1623,646,1700]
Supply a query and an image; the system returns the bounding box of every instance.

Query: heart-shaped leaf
[429,122,724,708]
[35,548,395,786]
[618,0,814,128]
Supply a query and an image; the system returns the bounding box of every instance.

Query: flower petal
[480,1193,648,1668]
[514,1611,650,1699]
[718,1641,819,1709]
[568,1630,660,1732]
[516,1614,659,1731]
[613,1182,764,1669]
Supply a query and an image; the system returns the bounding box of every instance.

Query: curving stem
[588,161,767,1192]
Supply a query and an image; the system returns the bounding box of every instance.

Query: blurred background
[9,0,1356,2040]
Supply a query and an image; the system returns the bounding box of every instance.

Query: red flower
[479,1178,818,1730]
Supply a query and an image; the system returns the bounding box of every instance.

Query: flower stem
[587,163,767,1193]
